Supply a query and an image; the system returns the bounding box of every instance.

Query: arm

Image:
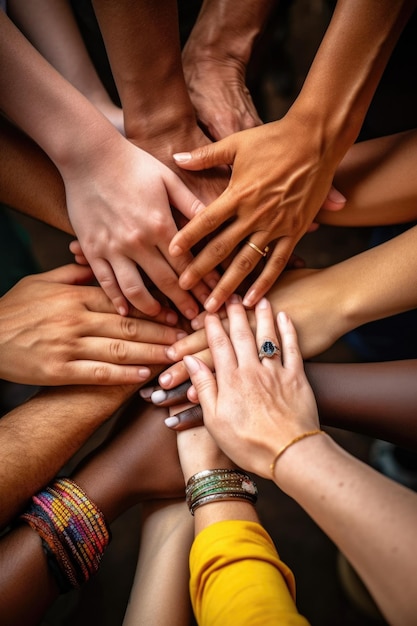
[91,0,229,206]
[0,263,184,386]
[317,129,417,226]
[0,10,207,319]
[0,400,186,625]
[184,297,417,625]
[7,0,124,132]
[168,0,416,312]
[182,0,274,140]
[175,418,308,626]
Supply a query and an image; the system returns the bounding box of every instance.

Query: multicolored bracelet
[186,469,258,516]
[20,477,111,593]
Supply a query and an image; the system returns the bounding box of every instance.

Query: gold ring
[246,241,269,258]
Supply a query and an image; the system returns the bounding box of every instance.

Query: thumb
[173,137,234,171]
[321,185,346,211]
[183,355,217,415]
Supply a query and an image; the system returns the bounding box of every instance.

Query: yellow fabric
[189,520,310,626]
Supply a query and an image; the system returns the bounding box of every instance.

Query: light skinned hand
[0,264,188,386]
[169,115,346,312]
[175,296,319,479]
[63,133,210,320]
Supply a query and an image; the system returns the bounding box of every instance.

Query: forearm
[0,11,119,173]
[305,360,417,449]
[183,0,275,68]
[289,0,415,165]
[0,116,72,233]
[277,435,417,625]
[92,0,195,146]
[0,384,137,528]
[317,130,417,226]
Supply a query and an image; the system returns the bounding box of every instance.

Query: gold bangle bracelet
[270,430,327,476]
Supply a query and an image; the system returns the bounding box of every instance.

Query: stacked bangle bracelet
[20,477,111,593]
[186,469,258,516]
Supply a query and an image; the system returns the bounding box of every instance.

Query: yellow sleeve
[189,520,310,626]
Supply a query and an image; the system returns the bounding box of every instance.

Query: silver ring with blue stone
[258,340,280,360]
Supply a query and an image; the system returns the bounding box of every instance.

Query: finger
[90,256,131,316]
[72,336,180,366]
[321,185,346,212]
[276,311,304,372]
[177,220,264,295]
[164,403,204,431]
[255,298,282,367]
[159,348,213,389]
[81,315,186,345]
[109,255,162,317]
[242,237,295,308]
[164,168,206,221]
[58,360,153,386]
[139,381,192,406]
[172,136,236,172]
[202,238,271,313]
[182,354,218,416]
[224,295,258,366]
[169,193,236,258]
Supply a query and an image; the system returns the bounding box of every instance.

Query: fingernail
[185,307,198,320]
[328,187,346,204]
[278,311,288,324]
[118,306,128,316]
[159,372,172,387]
[207,278,219,289]
[138,367,151,378]
[166,311,178,325]
[191,318,203,330]
[257,297,268,310]
[164,416,179,428]
[184,354,199,374]
[139,387,153,399]
[166,347,176,360]
[228,294,240,304]
[151,389,168,404]
[205,296,218,312]
[176,331,188,340]
[170,244,183,257]
[173,152,192,163]
[242,290,255,307]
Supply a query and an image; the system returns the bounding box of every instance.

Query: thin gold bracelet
[270,429,327,476]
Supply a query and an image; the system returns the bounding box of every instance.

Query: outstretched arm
[169,0,415,311]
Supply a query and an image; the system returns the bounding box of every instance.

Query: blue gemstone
[263,341,275,355]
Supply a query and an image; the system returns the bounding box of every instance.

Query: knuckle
[120,317,139,340]
[92,365,112,384]
[109,340,128,363]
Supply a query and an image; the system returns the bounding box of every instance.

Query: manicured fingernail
[184,355,199,374]
[257,297,268,310]
[139,387,153,399]
[159,372,172,387]
[228,294,240,304]
[191,318,203,330]
[205,296,218,312]
[164,416,179,428]
[166,347,176,360]
[151,389,168,404]
[138,367,151,378]
[173,152,192,163]
[207,277,218,289]
[118,306,128,316]
[176,331,188,340]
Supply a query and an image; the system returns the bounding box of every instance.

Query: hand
[183,55,262,141]
[169,113,344,312]
[0,264,188,386]
[178,296,319,479]
[63,132,210,319]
